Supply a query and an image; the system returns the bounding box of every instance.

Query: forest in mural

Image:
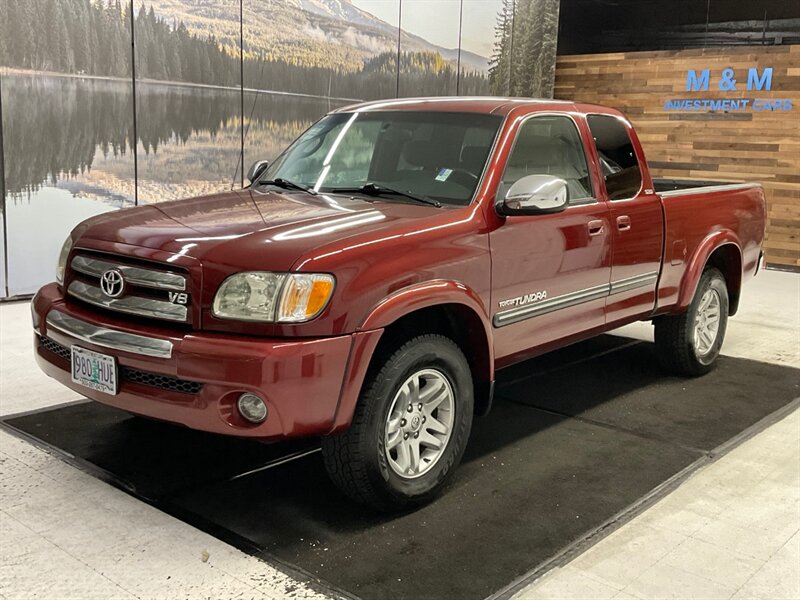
[489,0,561,97]
[0,0,489,99]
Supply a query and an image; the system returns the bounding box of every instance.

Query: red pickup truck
[33,98,766,510]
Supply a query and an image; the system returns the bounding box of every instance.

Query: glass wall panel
[0,0,134,296]
[0,214,6,297]
[459,0,499,95]
[134,1,243,203]
[397,0,461,97]
[243,0,400,177]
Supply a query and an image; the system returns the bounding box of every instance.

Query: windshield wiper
[259,178,317,195]
[329,183,441,208]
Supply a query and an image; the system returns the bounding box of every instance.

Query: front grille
[119,367,203,395]
[38,336,202,395]
[68,253,190,323]
[40,335,71,361]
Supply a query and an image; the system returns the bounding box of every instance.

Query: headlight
[212,272,335,323]
[56,236,73,285]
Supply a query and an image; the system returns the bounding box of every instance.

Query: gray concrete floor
[1,269,798,599]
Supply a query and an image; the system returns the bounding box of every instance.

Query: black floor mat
[4,336,799,600]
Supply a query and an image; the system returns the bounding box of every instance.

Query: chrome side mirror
[499,174,568,216]
[246,160,270,184]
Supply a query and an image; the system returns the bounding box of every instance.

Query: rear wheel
[321,334,473,511]
[654,267,729,376]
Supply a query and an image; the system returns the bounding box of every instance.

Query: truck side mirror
[246,160,270,184]
[498,175,568,216]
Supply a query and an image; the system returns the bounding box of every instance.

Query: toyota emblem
[100,269,125,298]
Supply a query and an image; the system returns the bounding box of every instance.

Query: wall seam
[239,0,245,188]
[0,74,8,298]
[129,0,139,207]
[457,0,464,94]
[396,1,402,97]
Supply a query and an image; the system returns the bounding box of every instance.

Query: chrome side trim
[71,255,186,291]
[46,310,173,358]
[609,271,659,295]
[659,182,759,199]
[493,270,660,327]
[493,283,610,328]
[68,281,188,322]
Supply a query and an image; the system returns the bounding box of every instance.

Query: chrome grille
[68,254,189,323]
[72,255,185,291]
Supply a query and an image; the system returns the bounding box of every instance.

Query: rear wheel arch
[680,236,743,316]
[704,244,742,316]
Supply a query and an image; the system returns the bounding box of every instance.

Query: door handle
[588,220,604,236]
[617,215,631,231]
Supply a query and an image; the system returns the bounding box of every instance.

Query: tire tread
[321,334,469,510]
[654,267,728,377]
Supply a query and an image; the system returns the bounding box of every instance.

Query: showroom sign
[664,67,793,112]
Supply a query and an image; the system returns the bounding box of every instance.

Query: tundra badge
[498,291,547,309]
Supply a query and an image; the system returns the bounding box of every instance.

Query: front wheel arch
[364,302,493,417]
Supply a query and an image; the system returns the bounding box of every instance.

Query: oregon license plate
[71,346,118,395]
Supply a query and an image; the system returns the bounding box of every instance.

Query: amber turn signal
[277,274,335,322]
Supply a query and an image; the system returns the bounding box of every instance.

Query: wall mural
[0,0,560,297]
[1,0,134,297]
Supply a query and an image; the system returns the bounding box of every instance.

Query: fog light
[237,393,267,424]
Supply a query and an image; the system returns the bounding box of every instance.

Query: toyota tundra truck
[33,98,766,511]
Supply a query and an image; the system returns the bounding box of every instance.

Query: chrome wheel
[693,288,721,358]
[384,368,455,479]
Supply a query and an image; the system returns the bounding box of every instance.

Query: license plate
[71,346,118,395]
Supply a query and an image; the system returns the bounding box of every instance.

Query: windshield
[259,111,503,206]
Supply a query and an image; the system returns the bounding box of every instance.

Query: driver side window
[499,116,594,205]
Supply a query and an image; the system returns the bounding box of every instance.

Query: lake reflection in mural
[2,74,134,297]
[1,73,350,295]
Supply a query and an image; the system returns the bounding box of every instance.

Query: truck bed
[653,180,766,315]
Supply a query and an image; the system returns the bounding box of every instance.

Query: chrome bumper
[45,309,174,358]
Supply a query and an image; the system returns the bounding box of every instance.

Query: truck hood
[75,188,438,271]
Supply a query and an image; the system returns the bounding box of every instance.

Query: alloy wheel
[693,288,722,357]
[384,368,455,478]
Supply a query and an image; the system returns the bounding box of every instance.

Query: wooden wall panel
[555,45,800,269]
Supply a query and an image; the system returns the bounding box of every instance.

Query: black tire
[654,267,729,377]
[321,334,474,512]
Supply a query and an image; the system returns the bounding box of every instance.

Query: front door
[586,114,663,324]
[490,114,612,366]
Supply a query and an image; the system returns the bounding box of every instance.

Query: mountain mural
[0,0,492,100]
[145,0,490,73]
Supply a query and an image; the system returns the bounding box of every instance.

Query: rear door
[586,114,663,324]
[490,113,612,365]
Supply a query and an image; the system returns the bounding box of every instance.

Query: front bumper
[32,284,374,440]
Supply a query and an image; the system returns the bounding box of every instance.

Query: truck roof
[332,97,622,118]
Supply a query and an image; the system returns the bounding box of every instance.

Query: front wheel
[654,267,729,376]
[321,334,474,511]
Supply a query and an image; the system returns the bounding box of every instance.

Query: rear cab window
[586,114,643,200]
